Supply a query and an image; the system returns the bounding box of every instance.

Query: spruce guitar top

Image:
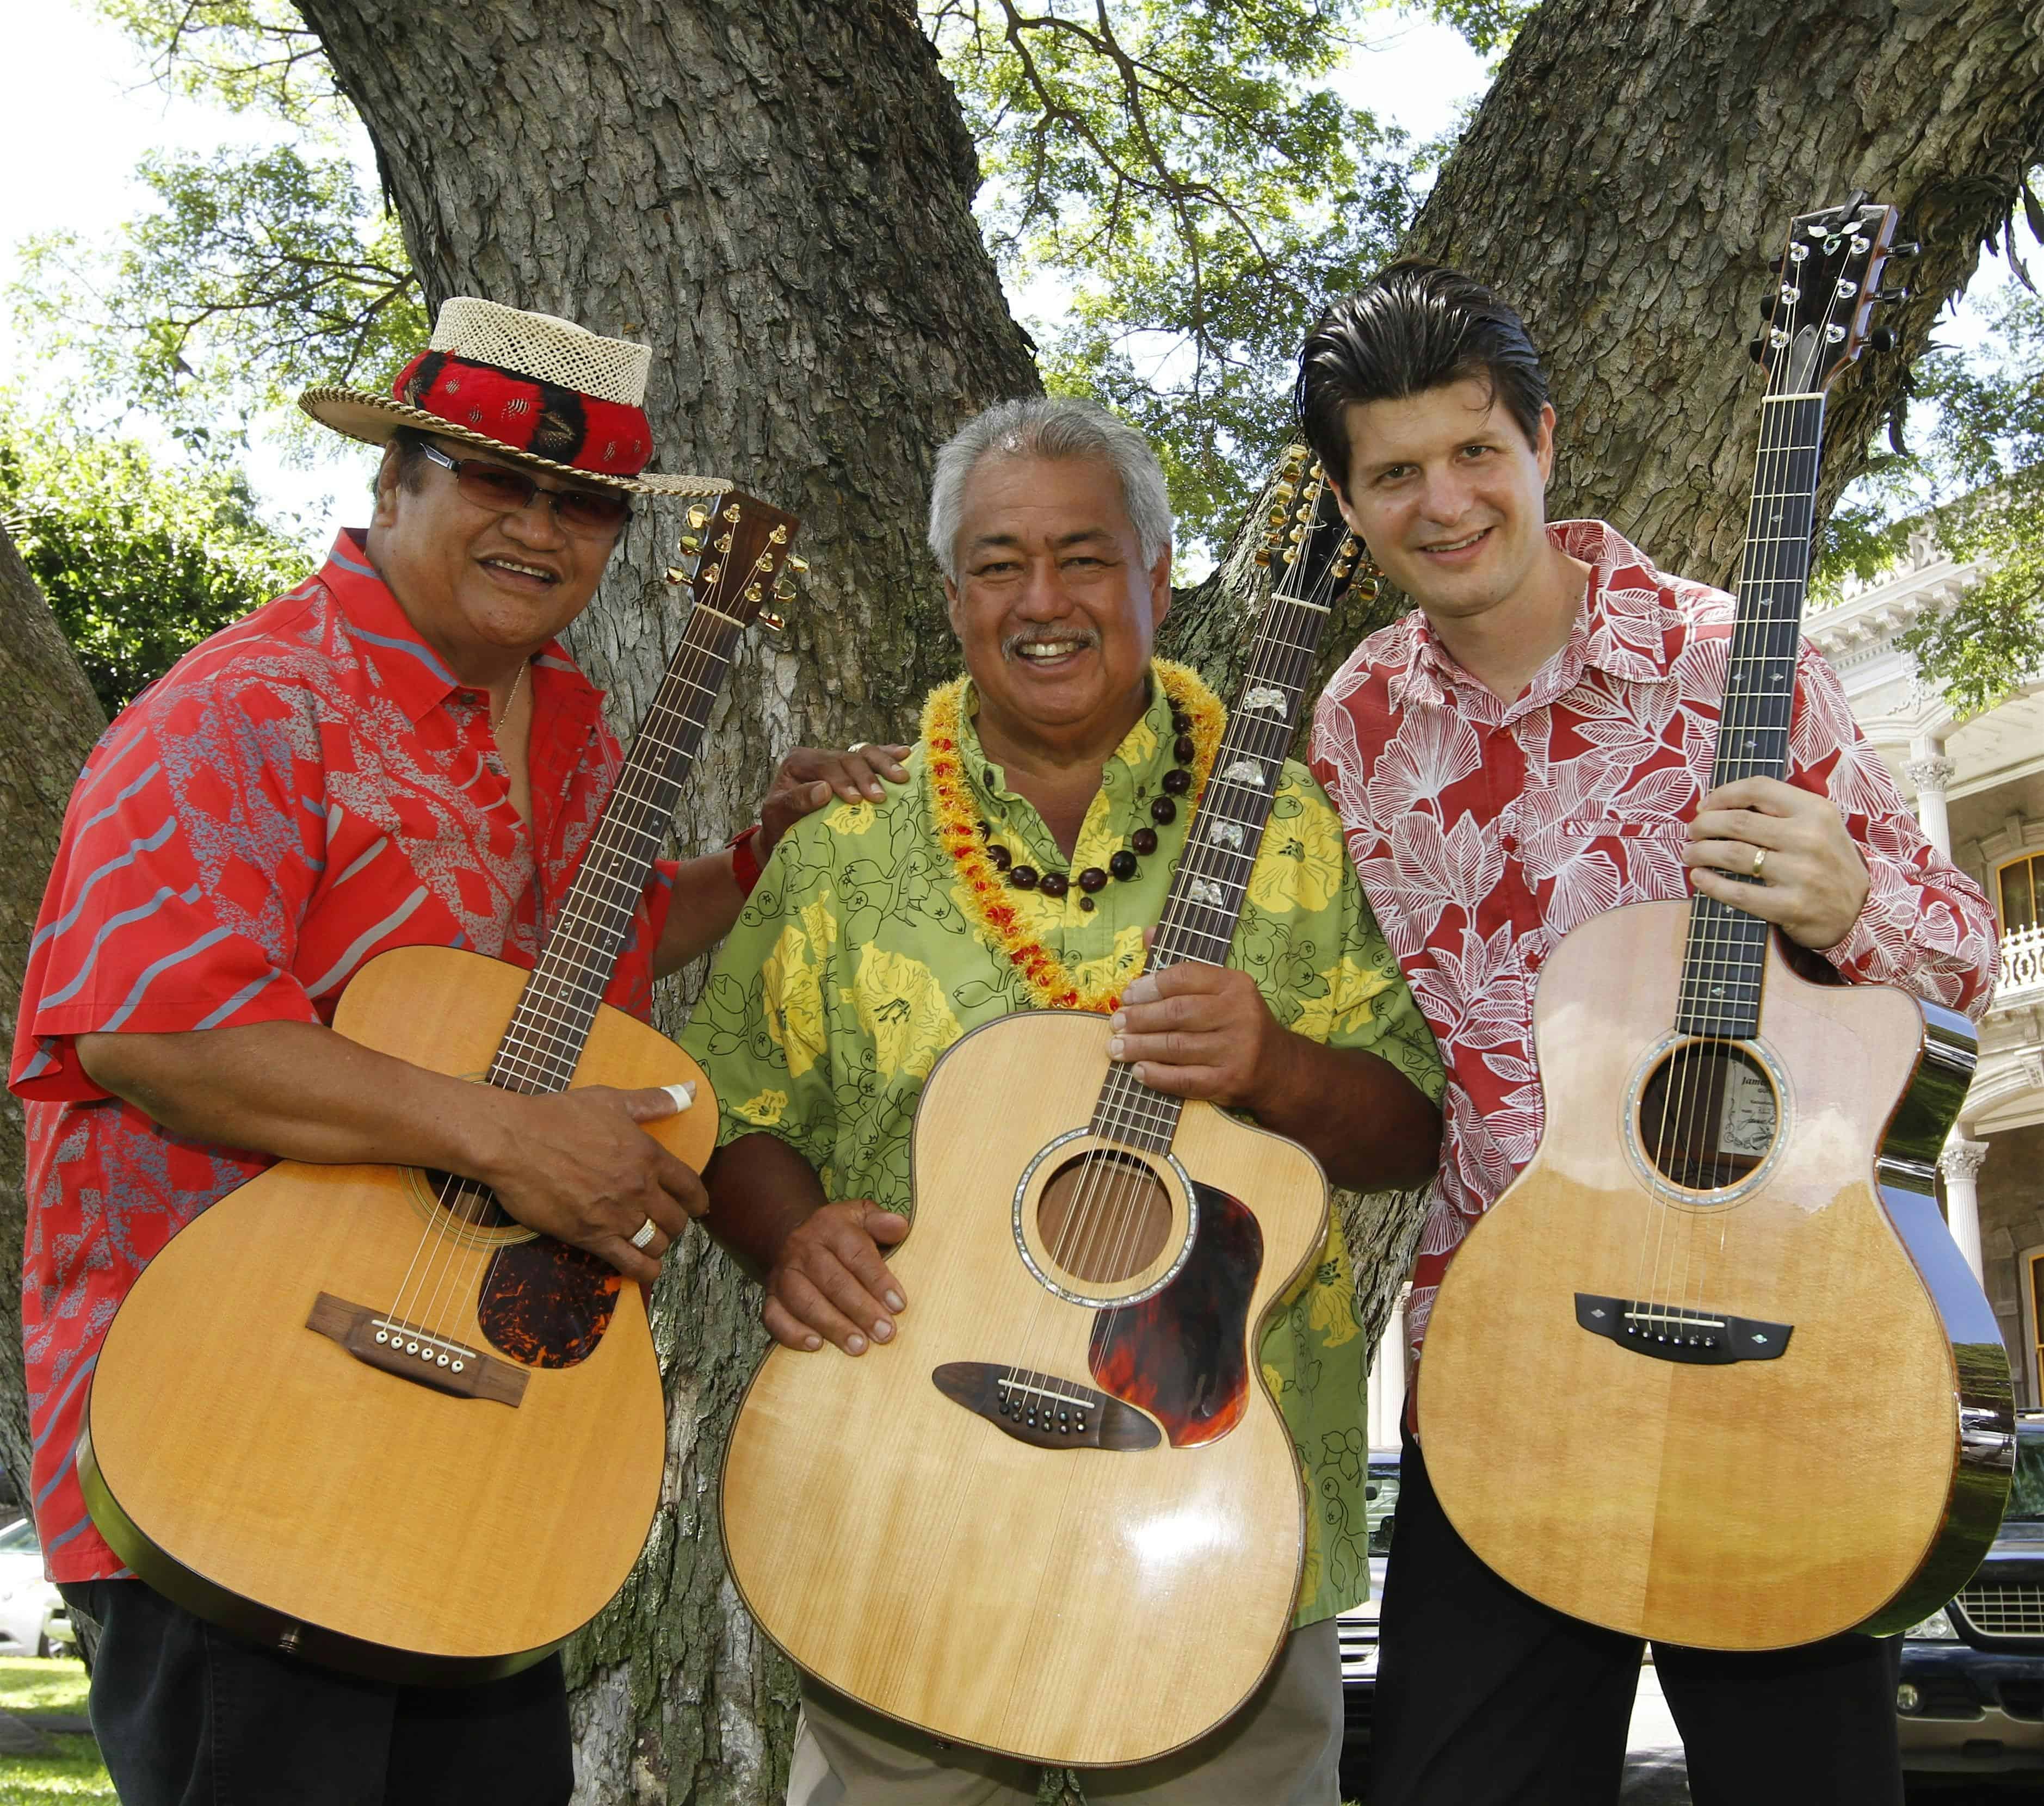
[719,454,1369,1765]
[77,493,802,1683]
[1416,196,2014,1649]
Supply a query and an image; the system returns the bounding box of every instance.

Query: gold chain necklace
[922,660,1226,1013]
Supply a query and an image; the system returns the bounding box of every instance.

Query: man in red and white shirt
[1300,262,1997,1806]
[11,298,902,1806]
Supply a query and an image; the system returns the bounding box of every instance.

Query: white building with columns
[1807,521,2044,1402]
[1362,519,2044,1443]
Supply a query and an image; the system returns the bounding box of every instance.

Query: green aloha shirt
[682,666,1444,1626]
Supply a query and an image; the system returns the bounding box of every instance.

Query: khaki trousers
[786,1619,1342,1806]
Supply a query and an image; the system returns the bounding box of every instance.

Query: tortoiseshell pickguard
[1088,1180,1263,1448]
[478,1238,624,1369]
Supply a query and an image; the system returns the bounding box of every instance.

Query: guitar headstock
[1254,444,1376,608]
[662,490,805,634]
[1749,191,1916,395]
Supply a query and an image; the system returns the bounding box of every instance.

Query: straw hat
[300,298,723,497]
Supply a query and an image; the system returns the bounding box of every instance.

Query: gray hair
[926,397,1172,583]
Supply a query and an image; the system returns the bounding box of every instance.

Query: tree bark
[0,526,106,1516]
[1169,0,2044,1354]
[290,1,1039,1796]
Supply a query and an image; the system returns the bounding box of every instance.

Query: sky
[2,1,2029,550]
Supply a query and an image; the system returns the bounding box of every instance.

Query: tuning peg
[758,612,786,635]
[1888,240,1922,259]
[786,555,809,576]
[1868,326,1898,354]
[1253,548,1273,567]
[1747,334,1768,365]
[743,583,764,604]
[677,534,702,556]
[1267,508,1288,526]
[687,505,710,530]
[663,566,693,585]
[1874,287,1911,306]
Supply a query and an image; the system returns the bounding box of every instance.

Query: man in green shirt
[684,397,1444,1804]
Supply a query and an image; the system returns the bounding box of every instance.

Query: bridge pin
[451,1361,465,1373]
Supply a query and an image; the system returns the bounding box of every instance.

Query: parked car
[0,1514,72,1657]
[1897,1417,2044,1778]
[1337,1450,1400,1798]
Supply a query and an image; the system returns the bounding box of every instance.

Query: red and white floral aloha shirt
[1308,520,1999,1364]
[9,530,675,1581]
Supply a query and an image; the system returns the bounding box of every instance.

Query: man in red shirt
[1299,262,1998,1804]
[9,297,901,1806]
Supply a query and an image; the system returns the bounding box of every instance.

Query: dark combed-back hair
[1296,259,1551,493]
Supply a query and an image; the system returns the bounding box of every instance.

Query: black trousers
[1370,1433,1905,1806]
[59,1579,573,1806]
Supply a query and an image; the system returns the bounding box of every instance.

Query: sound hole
[1637,1041,1778,1192]
[422,1170,510,1228]
[1036,1151,1173,1283]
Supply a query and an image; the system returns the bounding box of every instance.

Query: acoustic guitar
[720,453,1368,1766]
[1416,196,2014,1649]
[78,493,802,1682]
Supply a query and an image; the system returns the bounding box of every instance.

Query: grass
[0,1658,113,1805]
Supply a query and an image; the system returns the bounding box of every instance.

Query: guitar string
[1659,284,1806,1332]
[1001,481,1335,1416]
[1655,216,1858,1344]
[1641,222,1805,1335]
[382,571,746,1349]
[399,619,736,1347]
[1046,502,1336,1408]
[1687,246,1851,1335]
[1019,511,1330,1394]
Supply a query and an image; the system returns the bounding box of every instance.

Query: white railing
[1998,923,2044,1010]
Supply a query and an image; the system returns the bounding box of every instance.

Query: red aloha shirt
[9,529,675,1580]
[1308,520,1999,1364]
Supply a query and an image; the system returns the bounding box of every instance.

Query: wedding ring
[1751,846,1767,879]
[847,742,868,753]
[629,1219,659,1250]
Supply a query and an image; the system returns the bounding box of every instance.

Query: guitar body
[720,1010,1329,1766]
[1418,901,2012,1648]
[79,944,715,1683]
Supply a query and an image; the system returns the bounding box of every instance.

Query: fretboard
[486,604,745,1095]
[1092,585,1336,1155]
[1675,391,1825,1040]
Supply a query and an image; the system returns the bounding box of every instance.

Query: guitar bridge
[932,1362,1160,1450]
[307,1293,527,1405]
[1574,1293,1792,1365]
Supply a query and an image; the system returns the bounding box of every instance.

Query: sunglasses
[418,440,633,536]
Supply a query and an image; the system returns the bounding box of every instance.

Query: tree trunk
[291,0,1039,1796]
[1169,0,2044,1353]
[0,525,106,1516]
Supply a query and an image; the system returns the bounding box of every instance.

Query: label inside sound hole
[1635,1040,1780,1192]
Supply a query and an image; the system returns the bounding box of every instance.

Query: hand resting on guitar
[1683,773,1872,950]
[75,1018,705,1284]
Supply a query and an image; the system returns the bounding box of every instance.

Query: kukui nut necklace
[923,660,1226,1013]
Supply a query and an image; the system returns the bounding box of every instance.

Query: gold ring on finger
[847,742,867,753]
[629,1218,658,1250]
[1751,846,1767,879]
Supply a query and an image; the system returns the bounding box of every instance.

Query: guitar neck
[487,603,746,1094]
[1676,392,1825,1041]
[1092,483,1349,1153]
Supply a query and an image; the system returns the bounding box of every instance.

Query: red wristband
[728,823,764,898]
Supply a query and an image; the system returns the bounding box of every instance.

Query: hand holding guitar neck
[1684,773,1872,949]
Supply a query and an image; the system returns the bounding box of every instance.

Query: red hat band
[392,350,653,478]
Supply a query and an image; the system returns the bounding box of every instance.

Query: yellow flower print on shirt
[828,801,876,836]
[1292,955,1394,1043]
[1066,923,1147,1003]
[853,944,964,1081]
[1248,793,1348,915]
[737,1088,789,1127]
[761,898,838,1078]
